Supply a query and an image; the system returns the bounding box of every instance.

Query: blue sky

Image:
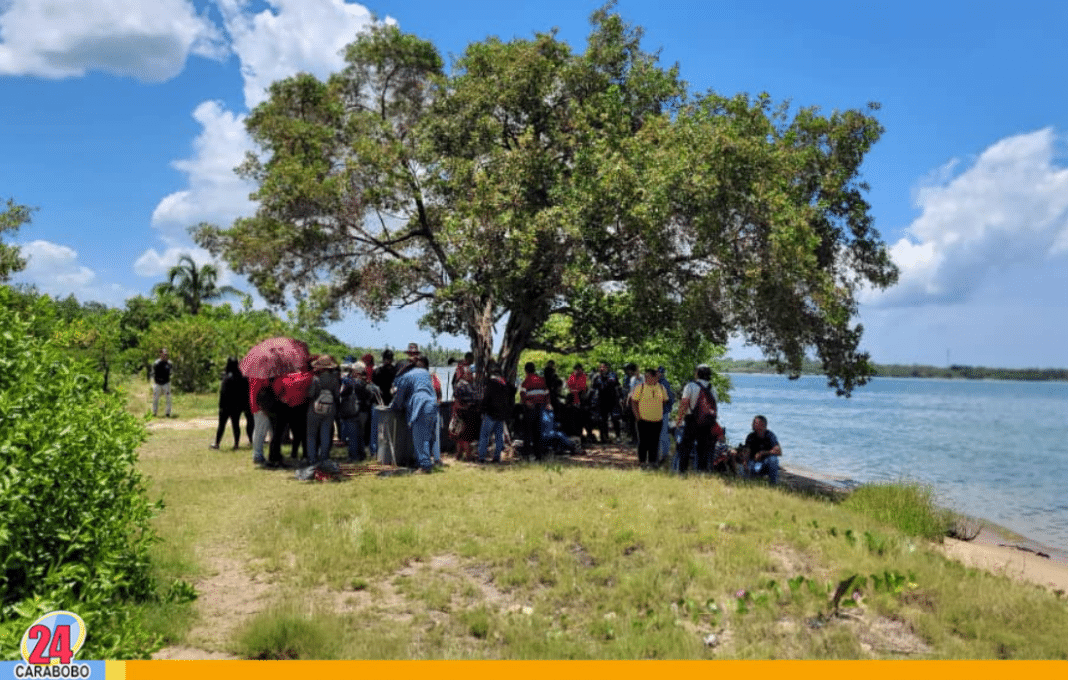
[3,0,1067,369]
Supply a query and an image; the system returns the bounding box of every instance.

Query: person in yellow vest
[630,367,668,469]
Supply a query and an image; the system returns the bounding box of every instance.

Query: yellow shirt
[632,382,667,422]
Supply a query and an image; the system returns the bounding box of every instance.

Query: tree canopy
[196,3,898,394]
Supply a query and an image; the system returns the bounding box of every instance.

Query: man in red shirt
[520,361,549,461]
[566,363,592,444]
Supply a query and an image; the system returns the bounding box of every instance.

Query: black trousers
[636,419,661,464]
[215,408,253,447]
[678,414,713,473]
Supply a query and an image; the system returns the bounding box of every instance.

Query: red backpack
[693,384,717,428]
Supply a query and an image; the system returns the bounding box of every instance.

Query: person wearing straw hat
[306,354,341,465]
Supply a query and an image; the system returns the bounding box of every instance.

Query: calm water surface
[720,373,1068,554]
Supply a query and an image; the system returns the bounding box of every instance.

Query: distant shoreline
[723,361,1068,382]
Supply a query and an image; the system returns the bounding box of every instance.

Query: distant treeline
[721,359,1068,382]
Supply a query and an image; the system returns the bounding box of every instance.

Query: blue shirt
[658,376,675,414]
[390,367,438,425]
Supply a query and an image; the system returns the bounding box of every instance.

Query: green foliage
[1,198,35,282]
[138,305,289,393]
[0,287,162,659]
[842,482,952,542]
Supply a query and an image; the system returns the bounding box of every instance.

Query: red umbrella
[240,337,311,379]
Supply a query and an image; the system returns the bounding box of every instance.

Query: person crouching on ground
[744,415,782,485]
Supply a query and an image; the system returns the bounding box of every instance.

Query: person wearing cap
[306,354,341,465]
[674,364,717,474]
[394,342,421,378]
[390,354,438,474]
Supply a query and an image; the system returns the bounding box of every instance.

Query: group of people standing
[184,342,783,484]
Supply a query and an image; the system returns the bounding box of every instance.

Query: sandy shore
[940,526,1068,592]
[778,463,1068,593]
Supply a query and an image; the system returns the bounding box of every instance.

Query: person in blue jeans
[390,361,438,474]
[743,415,782,485]
[306,355,340,465]
[478,362,515,463]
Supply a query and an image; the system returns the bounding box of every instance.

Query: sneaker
[253,455,266,465]
[208,443,219,450]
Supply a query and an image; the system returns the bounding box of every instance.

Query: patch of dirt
[146,416,218,432]
[154,552,526,660]
[152,551,271,660]
[854,612,933,657]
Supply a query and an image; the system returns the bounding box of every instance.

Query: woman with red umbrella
[240,337,310,467]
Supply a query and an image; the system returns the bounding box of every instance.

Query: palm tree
[152,254,242,315]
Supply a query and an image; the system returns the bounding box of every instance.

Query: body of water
[719,373,1068,555]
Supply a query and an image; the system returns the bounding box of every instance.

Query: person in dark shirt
[372,348,397,406]
[743,415,782,485]
[478,362,516,463]
[151,348,173,417]
[211,357,252,449]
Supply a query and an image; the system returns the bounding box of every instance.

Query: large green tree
[196,4,897,394]
[151,253,241,316]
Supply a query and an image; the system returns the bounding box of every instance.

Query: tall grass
[841,482,951,541]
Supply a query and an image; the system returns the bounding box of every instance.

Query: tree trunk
[469,296,496,387]
[497,310,539,385]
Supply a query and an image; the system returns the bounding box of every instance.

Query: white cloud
[133,243,235,285]
[151,100,258,232]
[215,0,381,108]
[17,240,137,305]
[0,0,226,81]
[147,1,381,256]
[866,128,1068,307]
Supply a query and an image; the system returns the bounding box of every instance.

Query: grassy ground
[127,381,1068,659]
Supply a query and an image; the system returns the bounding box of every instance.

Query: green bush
[0,288,161,659]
